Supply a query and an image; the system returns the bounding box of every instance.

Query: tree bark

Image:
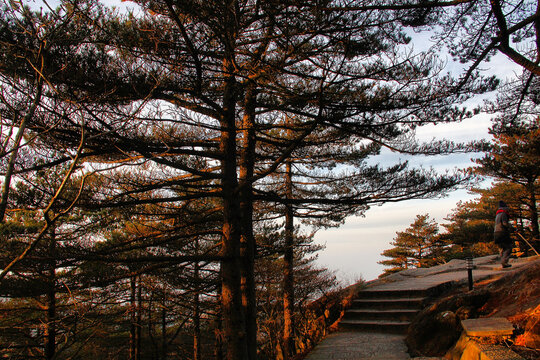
[283,158,295,359]
[193,239,201,360]
[45,228,56,360]
[214,268,224,360]
[161,304,168,360]
[136,277,142,360]
[220,55,248,360]
[527,183,539,238]
[239,80,258,360]
[130,276,139,360]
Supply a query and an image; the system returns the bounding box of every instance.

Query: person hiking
[494,200,513,268]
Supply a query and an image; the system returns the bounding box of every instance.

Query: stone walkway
[304,331,410,360]
[304,255,540,360]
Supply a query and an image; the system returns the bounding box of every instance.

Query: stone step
[355,289,431,300]
[339,283,452,334]
[351,297,425,310]
[339,319,411,334]
[355,281,454,299]
[343,309,419,322]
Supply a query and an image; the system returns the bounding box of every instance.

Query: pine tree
[442,181,537,259]
[379,214,443,276]
[475,118,540,238]
[429,0,540,76]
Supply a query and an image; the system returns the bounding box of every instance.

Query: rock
[406,310,461,356]
[406,291,490,357]
[455,306,476,320]
[460,341,525,360]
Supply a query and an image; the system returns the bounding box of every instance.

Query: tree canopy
[379,214,443,276]
[475,118,540,237]
[0,0,512,359]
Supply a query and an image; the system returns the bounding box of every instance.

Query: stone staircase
[340,284,449,334]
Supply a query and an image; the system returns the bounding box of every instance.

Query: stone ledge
[461,317,514,337]
[461,341,524,360]
[446,333,525,360]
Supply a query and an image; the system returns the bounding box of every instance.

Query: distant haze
[314,190,479,282]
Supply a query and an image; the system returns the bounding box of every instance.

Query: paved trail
[305,332,410,360]
[304,255,540,360]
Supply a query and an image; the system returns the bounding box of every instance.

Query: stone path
[304,332,410,360]
[304,255,540,360]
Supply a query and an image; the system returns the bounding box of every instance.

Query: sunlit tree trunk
[0,78,42,223]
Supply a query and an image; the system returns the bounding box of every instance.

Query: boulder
[406,291,490,357]
[406,310,461,356]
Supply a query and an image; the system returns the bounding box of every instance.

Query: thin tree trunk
[130,276,137,360]
[136,277,142,360]
[161,304,167,360]
[214,267,224,360]
[193,239,201,360]
[283,159,295,360]
[147,294,158,359]
[45,228,56,360]
[0,84,42,223]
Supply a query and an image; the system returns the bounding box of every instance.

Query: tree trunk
[283,159,295,359]
[220,171,247,360]
[527,183,539,238]
[130,275,140,360]
[214,270,224,360]
[193,240,201,360]
[219,58,248,360]
[136,277,142,360]
[45,228,56,360]
[239,81,258,360]
[147,294,158,359]
[0,84,42,223]
[161,304,167,360]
